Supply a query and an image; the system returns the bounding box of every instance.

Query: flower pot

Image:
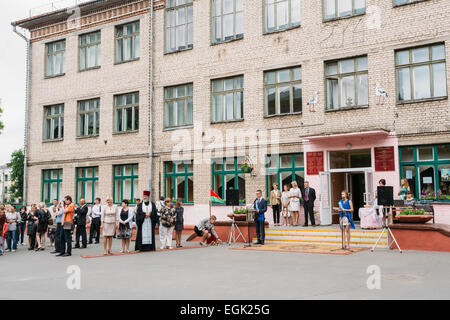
[227,214,247,221]
[396,215,433,223]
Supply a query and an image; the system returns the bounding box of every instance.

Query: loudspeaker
[377,186,393,206]
[226,189,240,206]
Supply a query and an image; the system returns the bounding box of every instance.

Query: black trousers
[61,228,72,255]
[272,204,280,224]
[304,203,316,226]
[75,224,87,247]
[55,223,62,253]
[254,220,265,244]
[89,217,101,243]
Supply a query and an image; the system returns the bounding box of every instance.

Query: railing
[29,0,94,17]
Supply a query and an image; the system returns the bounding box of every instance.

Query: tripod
[227,213,246,245]
[371,207,402,253]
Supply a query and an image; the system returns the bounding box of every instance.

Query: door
[364,169,373,205]
[319,172,332,225]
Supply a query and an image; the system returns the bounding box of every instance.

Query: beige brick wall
[25,0,450,207]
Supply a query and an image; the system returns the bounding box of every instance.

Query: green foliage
[399,208,430,216]
[0,104,4,134]
[233,207,249,215]
[7,149,24,202]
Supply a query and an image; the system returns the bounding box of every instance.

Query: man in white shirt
[89,197,102,244]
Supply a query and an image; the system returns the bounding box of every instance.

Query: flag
[210,189,226,204]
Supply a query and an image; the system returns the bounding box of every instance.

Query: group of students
[0,191,190,257]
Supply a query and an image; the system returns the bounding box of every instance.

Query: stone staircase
[256,227,388,248]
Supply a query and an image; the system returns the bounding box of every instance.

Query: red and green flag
[210,189,226,204]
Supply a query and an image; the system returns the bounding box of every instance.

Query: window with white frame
[77,98,100,137]
[212,0,244,43]
[115,21,140,63]
[44,104,64,141]
[114,93,139,133]
[166,0,193,53]
[164,84,193,128]
[326,56,368,110]
[265,67,302,116]
[80,31,101,70]
[264,0,301,33]
[396,44,447,102]
[323,0,365,20]
[212,76,243,122]
[45,40,66,77]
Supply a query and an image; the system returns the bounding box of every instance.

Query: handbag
[63,221,73,230]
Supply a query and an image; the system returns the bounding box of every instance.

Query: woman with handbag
[57,196,75,257]
[35,203,50,251]
[159,198,177,250]
[102,197,118,255]
[27,204,37,250]
[117,199,133,253]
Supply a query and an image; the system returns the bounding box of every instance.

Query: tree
[7,149,24,203]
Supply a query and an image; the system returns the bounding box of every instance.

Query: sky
[0,0,58,166]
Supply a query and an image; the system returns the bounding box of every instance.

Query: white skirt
[288,200,300,212]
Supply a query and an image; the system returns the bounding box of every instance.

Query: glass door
[319,172,332,225]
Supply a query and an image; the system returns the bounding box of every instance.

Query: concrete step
[254,228,388,248]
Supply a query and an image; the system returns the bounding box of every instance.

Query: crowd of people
[0,191,192,257]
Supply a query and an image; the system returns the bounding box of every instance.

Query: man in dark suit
[74,199,88,248]
[302,181,316,227]
[253,190,267,245]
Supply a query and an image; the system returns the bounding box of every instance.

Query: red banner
[306,152,324,175]
[375,147,395,171]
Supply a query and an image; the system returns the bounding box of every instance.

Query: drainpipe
[148,1,154,199]
[12,25,31,207]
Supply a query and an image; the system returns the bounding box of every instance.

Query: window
[42,169,62,204]
[44,104,64,141]
[115,21,140,63]
[164,84,193,128]
[212,0,244,43]
[76,167,99,204]
[212,76,243,122]
[78,99,100,137]
[166,0,193,53]
[324,0,365,20]
[80,31,101,70]
[326,56,368,110]
[396,44,447,102]
[45,40,65,77]
[212,157,246,203]
[266,153,304,197]
[114,92,139,133]
[265,0,301,33]
[265,67,302,116]
[165,161,194,203]
[113,164,139,204]
[400,144,450,201]
[394,0,426,6]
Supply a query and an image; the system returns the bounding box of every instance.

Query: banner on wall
[306,152,324,175]
[375,147,395,171]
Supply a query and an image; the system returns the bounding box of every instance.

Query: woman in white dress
[281,184,291,226]
[288,181,302,226]
[102,197,118,255]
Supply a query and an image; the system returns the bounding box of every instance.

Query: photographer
[194,215,221,246]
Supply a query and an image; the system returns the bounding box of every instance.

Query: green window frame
[266,153,305,197]
[212,157,246,203]
[76,167,99,204]
[42,169,62,204]
[264,0,301,33]
[399,144,450,201]
[164,161,194,203]
[113,164,139,204]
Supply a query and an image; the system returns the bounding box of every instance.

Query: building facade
[13,0,450,226]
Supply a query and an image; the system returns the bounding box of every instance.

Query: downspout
[148,0,154,199]
[12,25,31,207]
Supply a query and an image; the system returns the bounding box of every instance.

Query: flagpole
[209,200,212,218]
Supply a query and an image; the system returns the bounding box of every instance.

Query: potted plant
[227,207,249,221]
[240,160,253,174]
[396,208,433,223]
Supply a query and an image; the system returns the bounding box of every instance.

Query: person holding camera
[193,215,221,246]
[57,196,75,257]
[253,190,267,245]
